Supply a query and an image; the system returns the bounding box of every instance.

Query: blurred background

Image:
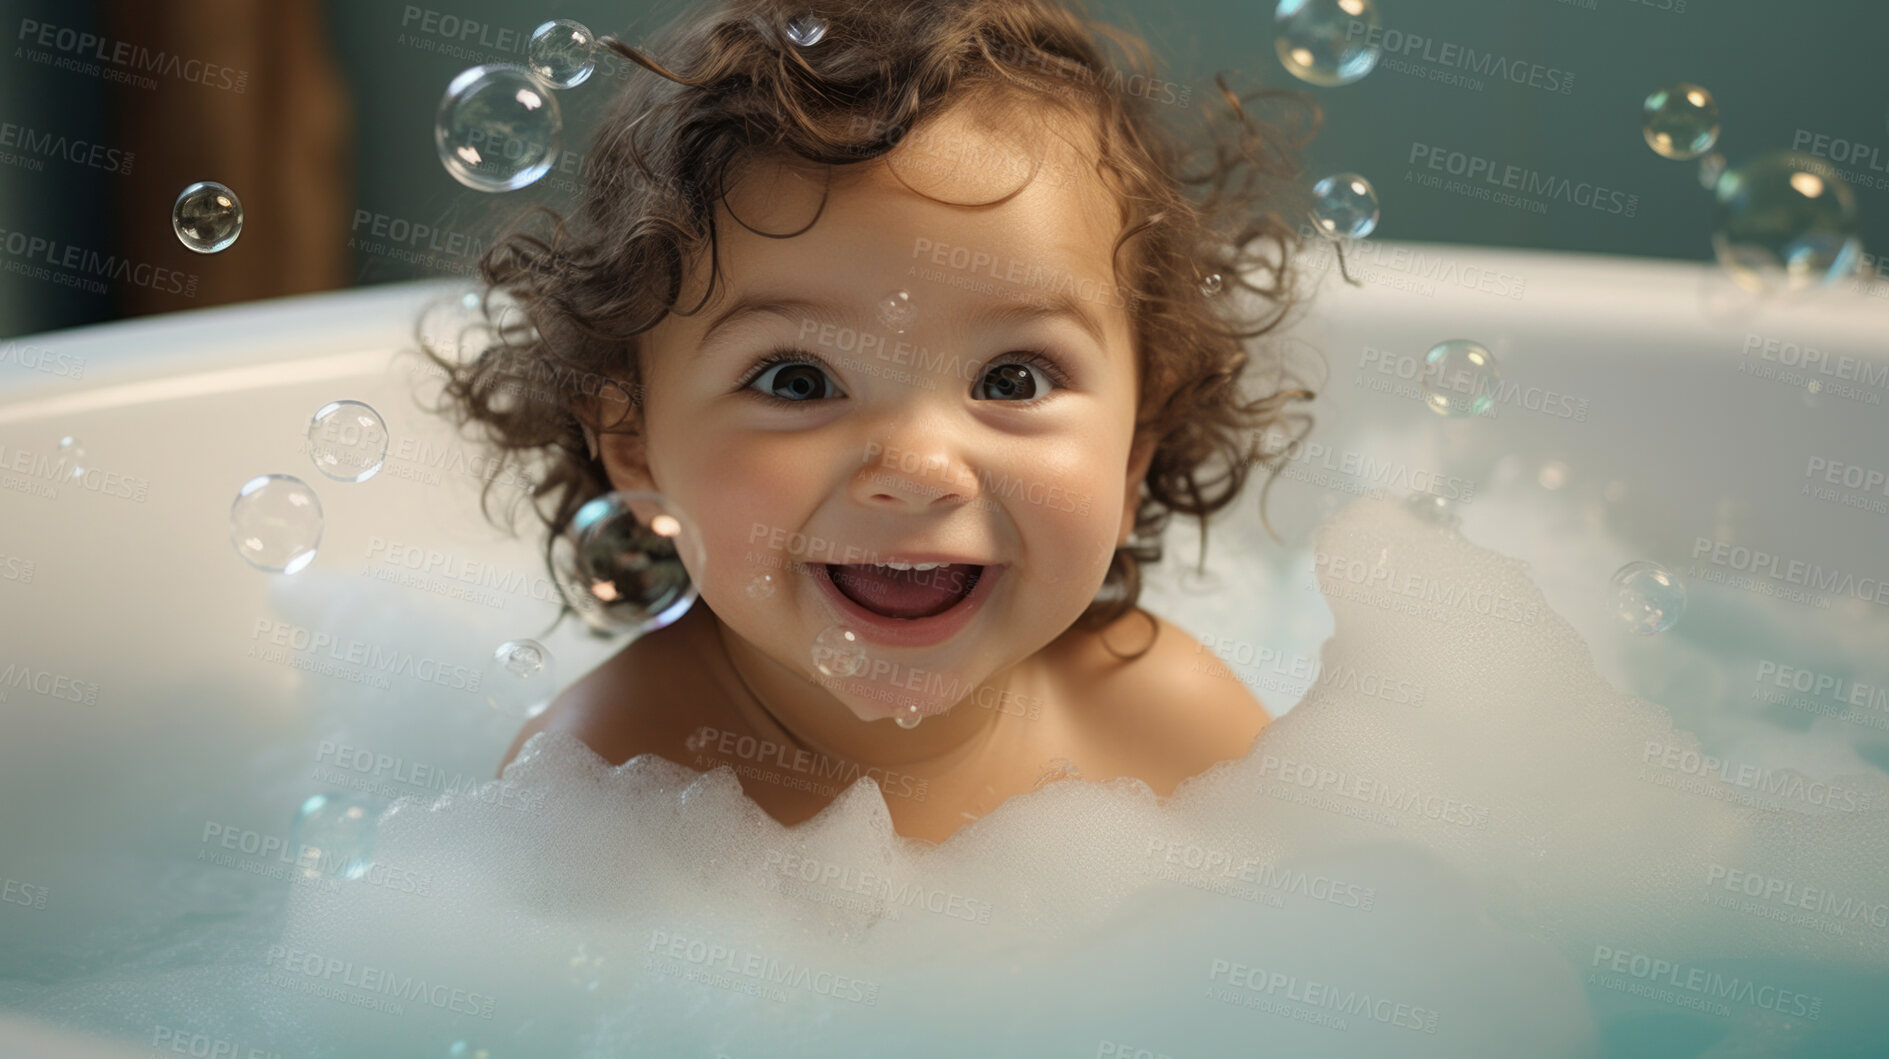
[0,0,1884,336]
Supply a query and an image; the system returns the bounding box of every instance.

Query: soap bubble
[527,19,596,90]
[484,639,555,719]
[1199,272,1224,297]
[784,14,828,47]
[1311,172,1380,238]
[554,492,703,635]
[306,401,389,483]
[418,289,485,360]
[1641,82,1720,161]
[1713,151,1862,293]
[1274,0,1380,87]
[812,625,868,678]
[1403,491,1459,527]
[1610,561,1686,635]
[894,706,923,730]
[877,289,916,332]
[1698,150,1727,191]
[230,474,323,574]
[56,436,84,479]
[445,1043,490,1059]
[290,793,379,881]
[435,65,562,192]
[172,181,243,253]
[1419,340,1498,418]
[566,942,608,992]
[746,573,777,600]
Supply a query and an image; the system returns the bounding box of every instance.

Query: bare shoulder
[496,609,727,776]
[1048,609,1271,786]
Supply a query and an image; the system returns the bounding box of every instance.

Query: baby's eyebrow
[694,290,1112,355]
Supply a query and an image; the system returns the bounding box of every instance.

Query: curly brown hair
[421,0,1322,647]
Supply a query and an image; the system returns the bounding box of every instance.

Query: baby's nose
[853,438,980,512]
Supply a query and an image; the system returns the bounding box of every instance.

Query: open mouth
[822,563,984,619]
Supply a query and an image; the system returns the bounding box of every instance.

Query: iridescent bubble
[172,181,243,254]
[446,1044,491,1059]
[785,14,828,47]
[877,289,917,332]
[1713,151,1862,293]
[230,474,323,574]
[290,793,379,881]
[1199,273,1224,297]
[1403,491,1459,527]
[1698,151,1727,192]
[1611,561,1686,635]
[1274,0,1380,87]
[567,942,607,992]
[554,492,703,634]
[1419,340,1498,418]
[56,436,84,479]
[1641,83,1720,161]
[746,573,777,600]
[894,706,922,730]
[484,639,555,719]
[1311,172,1380,239]
[306,401,389,483]
[435,65,562,192]
[418,289,486,360]
[812,625,867,678]
[528,19,596,90]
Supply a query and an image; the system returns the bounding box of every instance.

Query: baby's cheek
[1027,476,1122,590]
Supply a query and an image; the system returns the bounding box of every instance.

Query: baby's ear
[577,390,656,494]
[1118,430,1158,546]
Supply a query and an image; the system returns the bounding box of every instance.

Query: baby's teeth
[871,561,945,571]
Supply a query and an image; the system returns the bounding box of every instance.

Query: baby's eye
[748,359,844,402]
[974,359,1058,402]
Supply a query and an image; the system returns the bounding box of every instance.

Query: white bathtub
[1,245,1885,1055]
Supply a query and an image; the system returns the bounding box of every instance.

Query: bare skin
[501,601,1269,844]
[497,98,1271,844]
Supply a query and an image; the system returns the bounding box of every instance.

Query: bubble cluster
[1273,0,1380,87]
[527,19,596,89]
[483,639,555,719]
[1610,561,1686,635]
[1311,172,1380,239]
[229,474,323,574]
[172,181,243,254]
[1641,83,1720,161]
[306,401,389,483]
[812,625,868,678]
[555,492,703,635]
[435,65,562,192]
[1418,340,1498,418]
[1713,151,1862,293]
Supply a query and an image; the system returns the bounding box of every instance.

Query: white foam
[267,494,1889,1056]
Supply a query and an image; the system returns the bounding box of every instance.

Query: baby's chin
[802,646,1000,723]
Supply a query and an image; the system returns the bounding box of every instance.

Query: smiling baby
[429,0,1320,843]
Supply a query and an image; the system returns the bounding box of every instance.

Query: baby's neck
[702,605,1027,773]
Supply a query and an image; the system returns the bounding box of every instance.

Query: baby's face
[604,106,1148,723]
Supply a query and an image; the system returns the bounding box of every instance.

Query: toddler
[432,0,1319,842]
